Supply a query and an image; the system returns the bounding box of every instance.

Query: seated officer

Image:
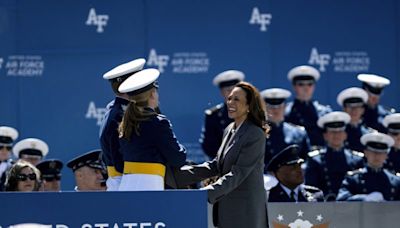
[357,74,395,132]
[337,132,400,201]
[305,111,364,201]
[0,126,19,191]
[285,65,331,148]
[267,145,324,202]
[100,58,146,191]
[13,138,49,166]
[260,88,311,164]
[36,159,63,192]
[200,70,244,159]
[382,113,400,173]
[67,150,106,191]
[337,87,375,152]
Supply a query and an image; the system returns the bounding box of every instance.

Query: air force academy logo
[147,49,170,73]
[249,7,272,32]
[86,8,109,33]
[308,48,330,72]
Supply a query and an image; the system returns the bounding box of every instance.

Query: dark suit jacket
[176,120,267,228]
[267,184,324,202]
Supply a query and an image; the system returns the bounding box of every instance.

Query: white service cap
[212,70,245,87]
[0,126,18,144]
[13,138,49,158]
[361,132,394,153]
[383,113,400,134]
[317,111,350,130]
[103,58,146,80]
[118,68,160,94]
[287,65,320,82]
[337,87,368,107]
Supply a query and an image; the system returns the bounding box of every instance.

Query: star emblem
[297,210,304,217]
[277,214,284,221]
[316,214,323,222]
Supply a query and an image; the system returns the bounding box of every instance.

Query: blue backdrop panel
[0,190,207,228]
[0,0,399,190]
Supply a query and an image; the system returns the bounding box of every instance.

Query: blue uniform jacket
[285,99,331,147]
[363,104,394,132]
[305,147,364,201]
[384,148,400,174]
[267,184,324,202]
[265,122,311,171]
[99,97,129,174]
[345,123,374,152]
[337,167,400,201]
[200,103,232,159]
[119,111,187,169]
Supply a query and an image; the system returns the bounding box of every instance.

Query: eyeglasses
[295,82,314,87]
[16,173,37,181]
[43,174,61,182]
[0,145,12,151]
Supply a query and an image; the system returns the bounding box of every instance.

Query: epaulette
[308,149,321,157]
[351,150,364,158]
[303,185,322,193]
[204,103,223,115]
[347,168,364,176]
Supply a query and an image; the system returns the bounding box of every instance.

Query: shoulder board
[204,103,223,115]
[308,150,321,157]
[396,173,400,177]
[365,126,378,133]
[347,168,364,176]
[351,150,364,158]
[303,185,322,193]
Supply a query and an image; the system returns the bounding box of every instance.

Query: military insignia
[49,161,56,169]
[30,142,37,149]
[272,210,330,228]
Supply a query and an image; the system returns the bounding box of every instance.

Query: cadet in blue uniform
[267,145,324,202]
[357,74,395,132]
[200,70,245,159]
[260,88,311,166]
[67,149,106,191]
[118,68,187,191]
[337,87,375,152]
[0,126,18,191]
[36,159,63,192]
[13,138,49,166]
[285,65,332,147]
[100,58,146,191]
[305,111,364,201]
[337,132,400,201]
[382,113,400,173]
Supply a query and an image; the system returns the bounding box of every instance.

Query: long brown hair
[118,88,157,139]
[235,82,270,135]
[5,160,41,192]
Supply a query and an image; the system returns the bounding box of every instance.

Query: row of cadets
[383,113,400,173]
[285,65,332,148]
[66,149,107,191]
[200,70,245,159]
[337,132,400,201]
[305,111,364,201]
[100,58,146,191]
[337,87,375,152]
[260,88,311,166]
[266,145,324,202]
[358,74,394,132]
[0,126,19,190]
[117,68,187,191]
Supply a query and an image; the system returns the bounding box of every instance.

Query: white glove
[365,191,385,202]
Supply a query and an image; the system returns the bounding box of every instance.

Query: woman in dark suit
[178,81,269,228]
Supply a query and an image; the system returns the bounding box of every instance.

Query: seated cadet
[337,132,400,201]
[36,159,63,192]
[337,87,375,152]
[305,111,364,201]
[67,150,106,191]
[0,126,19,191]
[13,138,49,166]
[267,145,324,202]
[118,69,187,191]
[100,58,146,191]
[260,88,311,164]
[382,113,400,173]
[285,65,331,148]
[357,74,395,132]
[5,160,41,192]
[200,70,244,159]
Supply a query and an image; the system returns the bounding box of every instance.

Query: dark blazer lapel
[217,123,234,163]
